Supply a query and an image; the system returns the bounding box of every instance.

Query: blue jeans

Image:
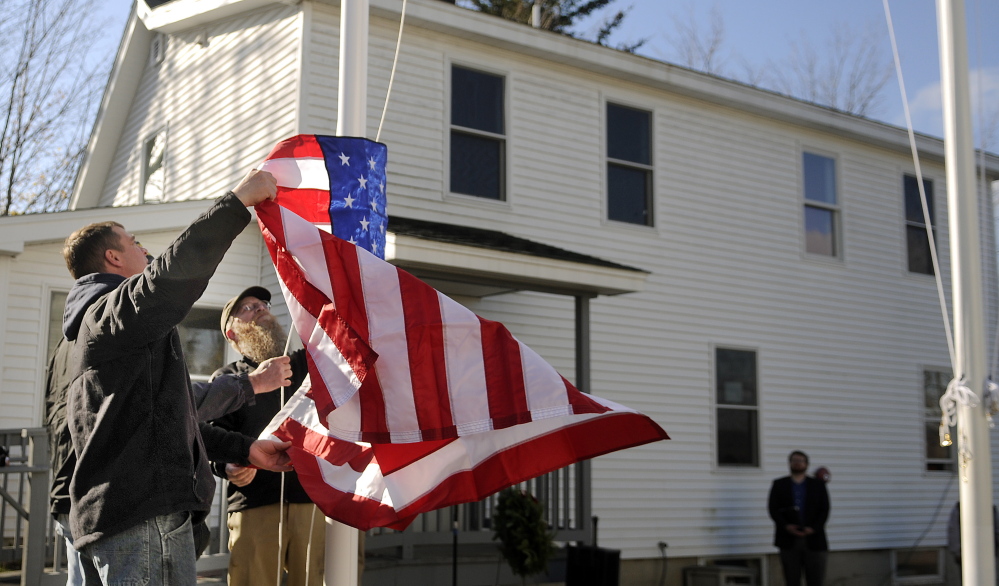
[56,515,86,586]
[80,512,197,586]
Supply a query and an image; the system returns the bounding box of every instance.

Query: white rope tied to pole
[939,376,978,448]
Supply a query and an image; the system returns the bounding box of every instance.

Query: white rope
[939,377,978,452]
[375,0,408,143]
[275,325,295,586]
[883,0,957,373]
[304,504,318,586]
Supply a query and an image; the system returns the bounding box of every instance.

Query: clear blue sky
[98,0,998,146]
[579,0,999,146]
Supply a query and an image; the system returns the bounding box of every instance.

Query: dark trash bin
[566,545,620,586]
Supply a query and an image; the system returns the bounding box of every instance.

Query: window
[924,369,954,472]
[716,348,758,466]
[891,548,944,585]
[450,66,505,200]
[803,152,838,256]
[178,307,226,381]
[606,103,653,226]
[142,128,166,203]
[904,174,935,275]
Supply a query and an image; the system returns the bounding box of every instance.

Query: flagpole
[326,1,369,584]
[937,0,995,583]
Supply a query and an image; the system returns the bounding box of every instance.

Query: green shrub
[492,487,555,579]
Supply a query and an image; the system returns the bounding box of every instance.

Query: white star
[370,199,378,212]
[368,157,377,170]
[371,241,380,254]
[348,236,357,245]
[338,152,350,166]
[379,182,385,193]
[380,223,385,234]
[343,194,355,208]
[358,176,368,189]
[360,217,370,231]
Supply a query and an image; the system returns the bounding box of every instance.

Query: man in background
[768,450,830,586]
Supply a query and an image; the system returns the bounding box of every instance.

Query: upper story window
[803,152,838,256]
[606,103,653,226]
[924,369,954,472]
[716,347,759,467]
[142,128,166,203]
[450,65,505,200]
[904,174,935,275]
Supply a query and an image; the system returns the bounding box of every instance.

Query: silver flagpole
[937,0,995,583]
[325,0,368,584]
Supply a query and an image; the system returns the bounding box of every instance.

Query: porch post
[575,295,593,545]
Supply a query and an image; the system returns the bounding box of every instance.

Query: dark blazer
[767,475,830,551]
[210,350,312,513]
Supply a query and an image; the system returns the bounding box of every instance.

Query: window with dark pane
[803,152,838,256]
[606,103,653,226]
[904,174,935,275]
[178,307,226,380]
[716,348,759,466]
[450,66,505,200]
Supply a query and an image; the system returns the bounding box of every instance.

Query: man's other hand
[225,463,257,487]
[248,355,292,394]
[248,439,293,472]
[233,169,277,207]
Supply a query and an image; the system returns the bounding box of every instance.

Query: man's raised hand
[232,169,277,207]
[248,355,292,394]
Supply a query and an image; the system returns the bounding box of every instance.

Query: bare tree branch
[668,3,726,75]
[0,0,112,216]
[767,22,893,117]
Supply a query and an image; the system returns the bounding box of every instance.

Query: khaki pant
[227,503,326,586]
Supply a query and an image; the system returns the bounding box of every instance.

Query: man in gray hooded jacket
[59,169,292,585]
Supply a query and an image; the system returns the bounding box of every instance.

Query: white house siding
[98,4,302,207]
[299,4,999,563]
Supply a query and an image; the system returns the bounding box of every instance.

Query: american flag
[256,135,668,530]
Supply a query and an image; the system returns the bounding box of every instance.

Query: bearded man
[209,286,326,586]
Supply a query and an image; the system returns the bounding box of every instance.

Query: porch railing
[1,427,590,581]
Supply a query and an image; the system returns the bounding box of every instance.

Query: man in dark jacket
[60,169,293,585]
[210,286,326,585]
[45,331,292,584]
[768,450,830,586]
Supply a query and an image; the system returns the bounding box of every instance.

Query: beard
[231,315,286,364]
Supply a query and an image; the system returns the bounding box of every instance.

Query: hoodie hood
[63,273,126,341]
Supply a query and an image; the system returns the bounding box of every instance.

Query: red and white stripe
[257,201,626,444]
[254,188,668,529]
[259,135,335,232]
[261,377,668,531]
